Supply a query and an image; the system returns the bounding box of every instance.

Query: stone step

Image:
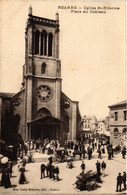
[33,157,49,163]
[33,152,49,163]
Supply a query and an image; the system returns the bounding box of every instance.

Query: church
[0,7,81,148]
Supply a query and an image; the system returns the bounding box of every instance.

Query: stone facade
[0,7,81,147]
[97,120,106,135]
[104,116,110,131]
[0,93,13,143]
[108,100,127,147]
[81,115,97,134]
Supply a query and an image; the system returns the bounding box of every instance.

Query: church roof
[11,88,25,98]
[27,115,64,124]
[32,15,57,25]
[0,92,14,98]
[108,100,127,108]
[61,91,79,103]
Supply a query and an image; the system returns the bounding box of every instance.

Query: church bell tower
[23,6,62,139]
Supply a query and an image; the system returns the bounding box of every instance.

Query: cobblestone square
[0,149,126,194]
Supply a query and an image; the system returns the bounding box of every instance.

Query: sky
[0,0,126,119]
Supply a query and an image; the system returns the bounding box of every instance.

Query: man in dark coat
[92,142,95,151]
[83,146,86,159]
[53,166,60,181]
[96,160,101,182]
[81,161,85,173]
[101,161,106,176]
[102,146,105,154]
[96,160,101,177]
[108,146,112,160]
[79,148,82,160]
[40,164,46,179]
[46,163,50,177]
[56,166,59,181]
[121,147,126,159]
[49,164,54,179]
[116,173,123,192]
[48,155,53,164]
[42,144,46,154]
[122,172,126,190]
[98,148,102,159]
[87,147,92,160]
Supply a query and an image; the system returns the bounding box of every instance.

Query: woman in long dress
[19,161,27,184]
[1,163,11,188]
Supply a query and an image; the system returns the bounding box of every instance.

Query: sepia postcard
[0,0,126,194]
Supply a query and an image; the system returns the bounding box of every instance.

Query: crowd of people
[8,135,126,163]
[116,172,126,192]
[0,134,126,192]
[80,160,107,183]
[40,156,60,181]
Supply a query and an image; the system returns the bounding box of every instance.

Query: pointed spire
[55,12,59,22]
[29,5,32,15]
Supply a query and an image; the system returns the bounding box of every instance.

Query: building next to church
[97,120,107,135]
[81,115,97,135]
[104,116,110,132]
[0,7,81,149]
[108,100,127,147]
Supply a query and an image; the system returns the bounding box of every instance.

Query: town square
[0,1,126,194]
[0,141,126,194]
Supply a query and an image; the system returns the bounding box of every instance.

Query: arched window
[36,107,52,118]
[41,63,46,74]
[35,30,40,54]
[123,128,127,134]
[48,33,53,56]
[114,128,119,135]
[40,33,43,55]
[41,30,47,55]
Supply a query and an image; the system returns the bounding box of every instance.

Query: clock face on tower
[37,85,52,102]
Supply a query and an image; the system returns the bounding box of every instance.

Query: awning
[82,128,91,132]
[27,115,64,125]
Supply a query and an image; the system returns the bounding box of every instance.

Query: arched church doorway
[29,108,62,141]
[35,107,52,118]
